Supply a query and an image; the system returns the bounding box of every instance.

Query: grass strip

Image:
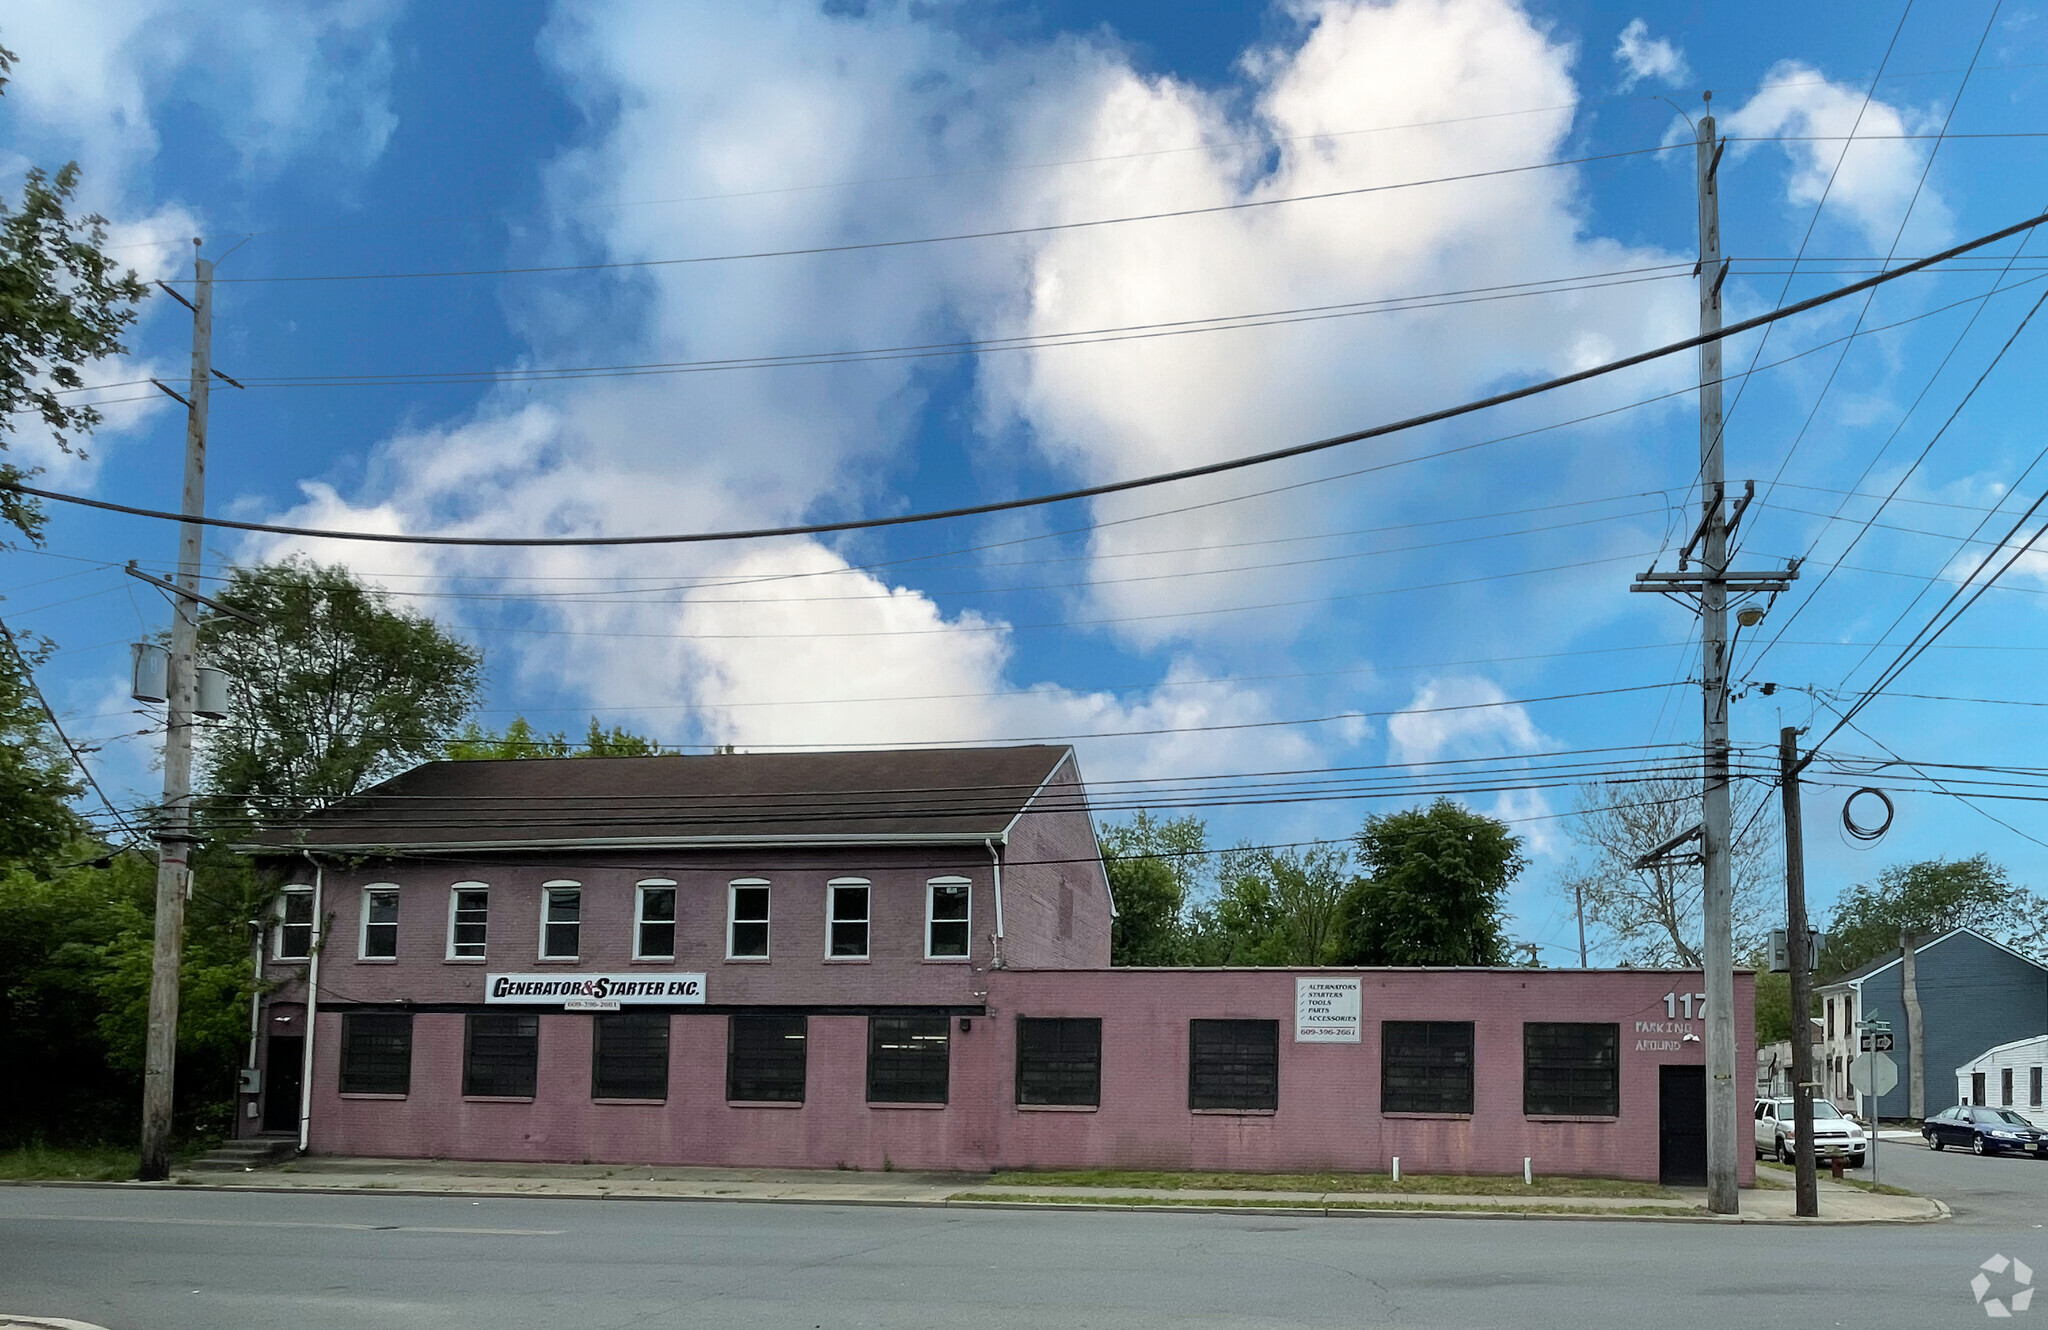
[0,1143,139,1181]
[983,1168,1673,1199]
[1755,1160,1919,1197]
[952,1191,1701,1216]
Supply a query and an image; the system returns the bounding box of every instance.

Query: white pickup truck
[1755,1097,1867,1166]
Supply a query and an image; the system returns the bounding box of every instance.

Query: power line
[0,609,142,843]
[17,203,2048,552]
[1752,1,1995,516]
[1747,278,2048,681]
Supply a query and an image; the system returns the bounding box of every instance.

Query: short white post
[1391,1157,1400,1183]
[1523,1157,1533,1186]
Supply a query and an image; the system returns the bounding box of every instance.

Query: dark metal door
[1972,1071,1987,1105]
[263,1035,303,1133]
[1659,1064,1708,1186]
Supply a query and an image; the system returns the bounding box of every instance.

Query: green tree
[1099,812,1208,966]
[1818,856,2048,978]
[0,626,84,865]
[0,42,151,544]
[0,849,152,1144]
[444,716,570,760]
[1333,799,1523,966]
[443,715,662,760]
[1192,844,1351,966]
[1751,966,1795,1045]
[88,844,268,1142]
[197,558,483,827]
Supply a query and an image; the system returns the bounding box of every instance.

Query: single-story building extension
[1957,1034,2047,1122]
[237,744,1754,1186]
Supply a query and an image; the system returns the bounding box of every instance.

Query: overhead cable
[14,202,2048,551]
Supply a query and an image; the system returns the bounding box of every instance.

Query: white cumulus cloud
[1613,19,1689,92]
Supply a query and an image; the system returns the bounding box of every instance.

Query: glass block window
[1016,1016,1101,1107]
[1523,1023,1620,1116]
[1188,1019,1278,1111]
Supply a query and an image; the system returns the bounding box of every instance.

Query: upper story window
[827,879,869,959]
[1827,998,1835,1039]
[728,880,769,959]
[359,885,400,960]
[925,877,970,960]
[447,883,488,960]
[540,881,582,960]
[635,880,677,960]
[275,886,314,960]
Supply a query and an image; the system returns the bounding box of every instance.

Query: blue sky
[4,0,2047,962]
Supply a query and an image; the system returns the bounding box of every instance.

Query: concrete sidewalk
[94,1156,1947,1224]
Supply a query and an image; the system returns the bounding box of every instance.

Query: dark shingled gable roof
[244,745,1077,851]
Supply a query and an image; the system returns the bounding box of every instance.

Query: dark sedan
[1923,1105,2048,1156]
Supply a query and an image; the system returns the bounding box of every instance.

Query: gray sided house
[1815,928,2048,1120]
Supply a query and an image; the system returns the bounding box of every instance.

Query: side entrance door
[1659,1064,1707,1186]
[263,1034,304,1133]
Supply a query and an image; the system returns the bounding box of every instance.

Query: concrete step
[186,1138,297,1172]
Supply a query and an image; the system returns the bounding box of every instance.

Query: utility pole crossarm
[124,561,260,626]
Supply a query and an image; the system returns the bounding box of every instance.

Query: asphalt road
[3,1183,2041,1330]
[1857,1132,2048,1228]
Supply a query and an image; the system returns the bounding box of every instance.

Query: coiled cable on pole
[1842,787,1895,843]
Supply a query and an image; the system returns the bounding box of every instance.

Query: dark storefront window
[339,1012,412,1095]
[868,1015,949,1103]
[1382,1021,1475,1114]
[1016,1016,1101,1106]
[1188,1019,1278,1111]
[728,1014,807,1103]
[1523,1022,1619,1116]
[592,1012,669,1101]
[464,1012,538,1098]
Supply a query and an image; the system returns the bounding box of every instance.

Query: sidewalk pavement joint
[0,1156,1942,1225]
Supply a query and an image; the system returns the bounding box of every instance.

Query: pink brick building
[241,745,1753,1187]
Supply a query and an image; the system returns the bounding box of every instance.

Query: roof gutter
[233,831,1014,855]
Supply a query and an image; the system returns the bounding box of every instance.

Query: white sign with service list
[1294,976,1361,1042]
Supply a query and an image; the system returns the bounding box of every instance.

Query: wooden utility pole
[139,244,211,1181]
[1781,726,1818,1218]
[1628,97,1798,1215]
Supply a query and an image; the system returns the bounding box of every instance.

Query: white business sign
[486,973,705,1009]
[1295,976,1361,1043]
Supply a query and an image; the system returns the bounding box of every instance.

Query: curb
[1,1177,1950,1225]
[1,1317,118,1330]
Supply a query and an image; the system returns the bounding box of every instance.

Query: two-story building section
[240,744,1109,1168]
[235,742,1753,1186]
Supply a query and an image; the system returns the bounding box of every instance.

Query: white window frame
[446,882,489,961]
[924,876,971,961]
[358,884,401,961]
[539,880,583,961]
[634,879,678,961]
[275,885,315,960]
[727,879,770,960]
[826,878,871,960]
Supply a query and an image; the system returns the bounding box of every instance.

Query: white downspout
[243,917,262,1130]
[987,839,1005,970]
[297,856,324,1153]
